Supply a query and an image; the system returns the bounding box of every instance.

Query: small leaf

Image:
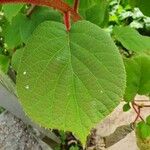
[136,121,150,150]
[0,54,9,73]
[3,7,61,48]
[124,54,150,102]
[136,121,150,139]
[11,48,24,72]
[85,0,109,27]
[20,7,61,43]
[69,146,79,150]
[138,0,150,17]
[123,103,131,112]
[129,0,150,17]
[3,14,24,49]
[113,26,150,52]
[17,21,126,144]
[2,4,23,22]
[146,115,150,125]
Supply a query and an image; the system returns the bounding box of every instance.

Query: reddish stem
[133,106,141,123]
[73,0,79,13]
[0,0,81,21]
[132,102,144,123]
[63,11,71,32]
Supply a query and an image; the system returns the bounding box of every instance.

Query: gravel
[0,111,43,150]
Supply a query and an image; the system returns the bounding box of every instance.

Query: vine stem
[73,0,79,13]
[132,102,144,124]
[0,0,81,21]
[133,106,141,123]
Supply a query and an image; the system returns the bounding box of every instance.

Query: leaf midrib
[66,32,86,139]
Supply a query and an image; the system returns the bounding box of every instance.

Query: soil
[0,111,52,150]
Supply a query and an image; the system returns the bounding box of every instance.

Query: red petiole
[63,11,71,32]
[0,0,81,23]
[73,0,79,13]
[132,102,144,124]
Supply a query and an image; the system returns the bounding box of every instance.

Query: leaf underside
[17,21,126,144]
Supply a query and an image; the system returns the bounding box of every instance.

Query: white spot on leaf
[23,71,27,75]
[25,85,29,89]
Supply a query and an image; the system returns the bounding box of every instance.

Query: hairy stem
[0,0,81,21]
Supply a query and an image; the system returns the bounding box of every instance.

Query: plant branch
[132,102,144,123]
[73,0,79,13]
[0,0,81,21]
[133,106,141,123]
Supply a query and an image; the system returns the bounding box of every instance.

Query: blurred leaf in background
[2,4,24,22]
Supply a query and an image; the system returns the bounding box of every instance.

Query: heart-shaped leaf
[17,21,126,144]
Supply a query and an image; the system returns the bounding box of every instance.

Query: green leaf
[129,0,138,8]
[138,0,150,17]
[20,7,61,43]
[2,4,23,22]
[3,14,24,49]
[136,121,150,150]
[31,7,62,23]
[84,0,109,27]
[124,54,150,102]
[3,7,62,48]
[17,21,126,144]
[11,48,24,72]
[113,26,150,52]
[65,0,109,27]
[129,0,150,17]
[70,146,79,150]
[146,115,150,125]
[123,103,131,112]
[136,121,150,139]
[0,54,9,73]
